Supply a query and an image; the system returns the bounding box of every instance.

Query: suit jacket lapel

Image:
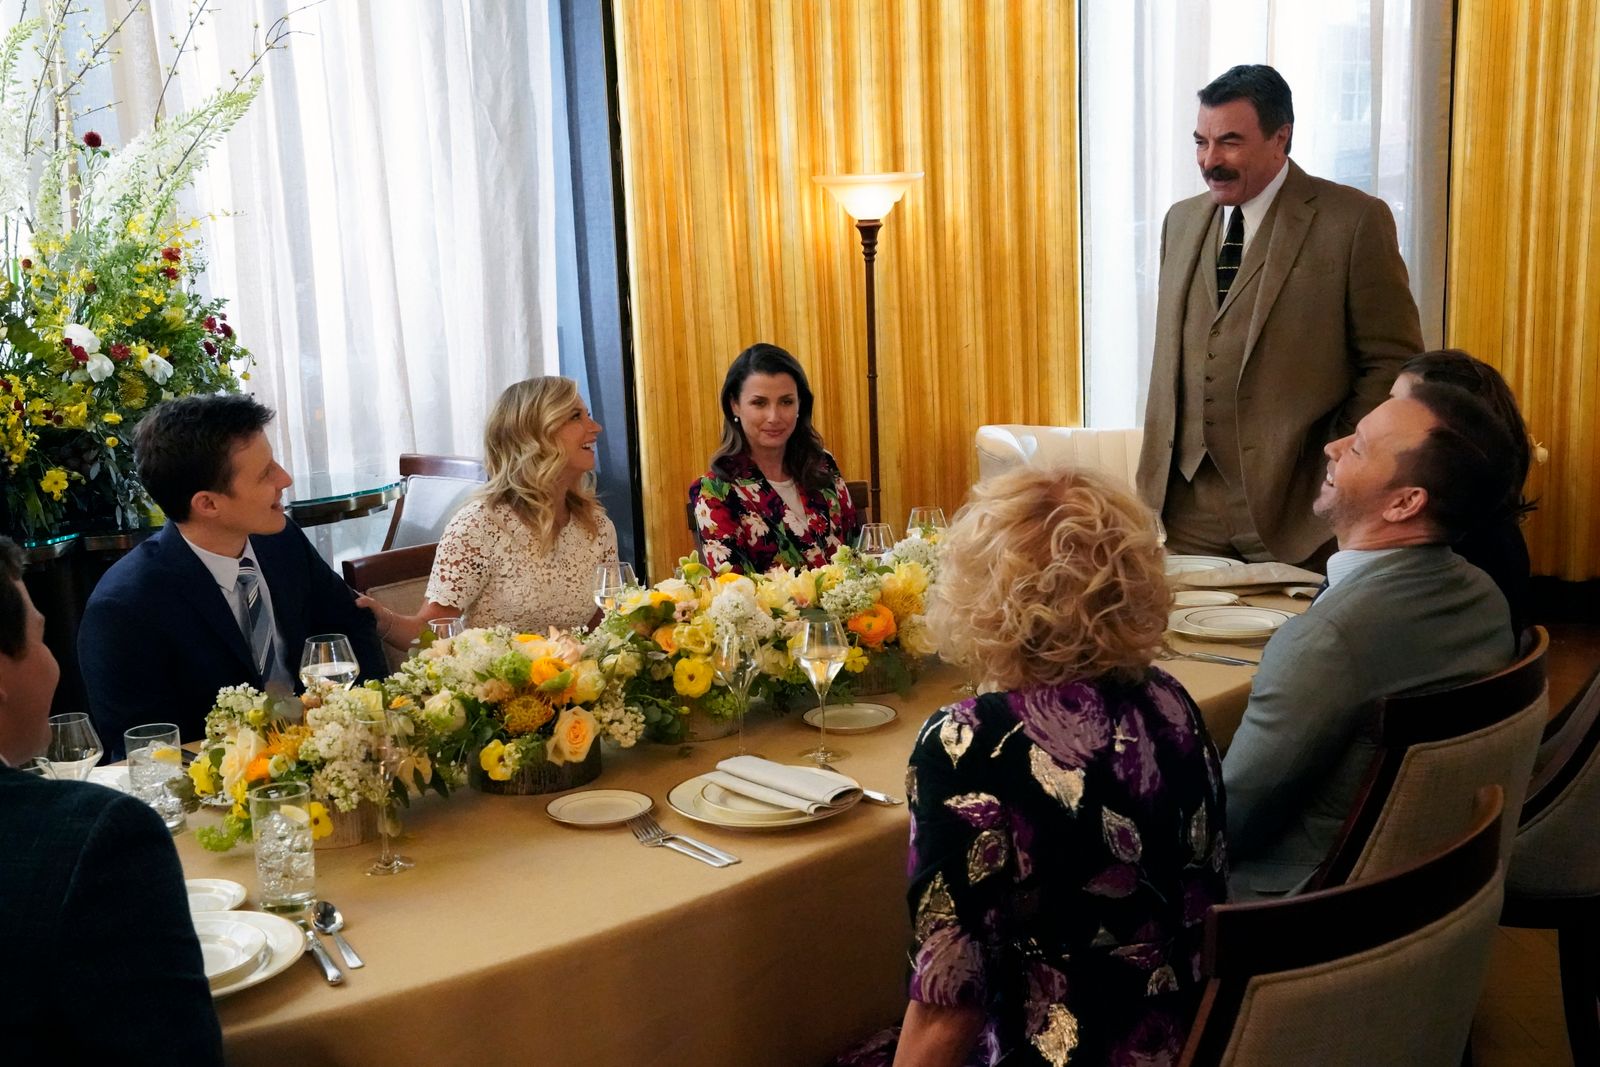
[156,524,258,679]
[1242,161,1317,370]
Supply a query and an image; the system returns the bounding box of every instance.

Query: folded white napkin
[87,767,130,793]
[709,755,862,815]
[1175,562,1325,590]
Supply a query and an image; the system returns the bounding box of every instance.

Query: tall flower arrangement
[0,5,283,537]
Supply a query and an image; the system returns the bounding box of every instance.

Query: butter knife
[862,789,904,805]
[295,918,344,984]
[668,832,740,866]
[1180,650,1258,667]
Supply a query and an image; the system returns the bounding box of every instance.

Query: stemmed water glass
[854,523,895,567]
[300,634,358,691]
[594,560,638,612]
[1153,512,1168,549]
[797,616,850,767]
[713,629,761,757]
[357,708,415,876]
[46,712,103,781]
[906,506,947,539]
[430,616,465,640]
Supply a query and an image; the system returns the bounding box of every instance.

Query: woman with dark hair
[688,343,859,573]
[1390,349,1534,640]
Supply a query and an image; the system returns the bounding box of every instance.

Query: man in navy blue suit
[79,395,386,756]
[0,536,223,1062]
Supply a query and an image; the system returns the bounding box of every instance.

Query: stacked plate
[1168,605,1294,643]
[667,765,863,831]
[192,911,305,998]
[1164,554,1239,577]
[186,878,247,915]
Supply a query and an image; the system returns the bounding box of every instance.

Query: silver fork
[1158,641,1258,667]
[627,815,738,867]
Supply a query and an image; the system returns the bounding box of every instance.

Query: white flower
[84,352,115,382]
[139,352,174,384]
[62,322,101,354]
[421,690,466,733]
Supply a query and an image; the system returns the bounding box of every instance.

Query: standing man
[1136,64,1424,566]
[79,394,386,755]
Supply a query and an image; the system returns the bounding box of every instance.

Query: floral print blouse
[840,669,1227,1067]
[688,450,859,574]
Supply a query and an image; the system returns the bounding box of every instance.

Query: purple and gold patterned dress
[839,668,1228,1067]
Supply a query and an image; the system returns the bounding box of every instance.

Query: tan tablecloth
[181,626,1294,1066]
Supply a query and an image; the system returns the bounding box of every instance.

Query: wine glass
[300,634,359,691]
[18,757,56,778]
[46,713,103,781]
[430,616,465,640]
[906,506,947,539]
[797,617,850,766]
[854,523,895,567]
[713,629,761,756]
[594,560,637,612]
[1153,512,1168,550]
[357,708,415,876]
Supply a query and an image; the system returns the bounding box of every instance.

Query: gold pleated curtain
[613,0,1081,579]
[1448,0,1600,579]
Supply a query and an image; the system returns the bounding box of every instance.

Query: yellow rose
[673,656,715,698]
[102,411,122,425]
[104,436,119,448]
[308,802,333,841]
[479,740,515,781]
[528,655,570,688]
[546,707,598,765]
[219,728,266,795]
[569,660,605,703]
[674,619,714,656]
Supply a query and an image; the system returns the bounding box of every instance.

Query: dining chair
[1498,660,1600,1065]
[1305,627,1548,892]
[845,480,869,523]
[973,425,1142,488]
[341,542,438,672]
[381,453,487,551]
[1179,787,1506,1067]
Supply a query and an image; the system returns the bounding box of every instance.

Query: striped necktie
[236,558,275,678]
[1216,206,1245,302]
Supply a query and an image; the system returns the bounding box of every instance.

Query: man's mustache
[1204,166,1239,182]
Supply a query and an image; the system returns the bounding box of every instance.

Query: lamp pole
[856,218,883,524]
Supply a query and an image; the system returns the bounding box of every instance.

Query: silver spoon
[312,900,365,969]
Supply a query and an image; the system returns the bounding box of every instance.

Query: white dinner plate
[801,702,897,734]
[699,781,795,821]
[192,911,304,999]
[195,917,270,988]
[1172,590,1241,607]
[667,770,862,831]
[187,878,248,915]
[545,789,654,828]
[1169,606,1294,642]
[1165,554,1240,576]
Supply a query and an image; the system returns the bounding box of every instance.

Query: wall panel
[614,0,1081,578]
[1449,0,1600,579]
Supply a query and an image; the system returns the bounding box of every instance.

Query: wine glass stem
[377,776,393,866]
[817,686,828,759]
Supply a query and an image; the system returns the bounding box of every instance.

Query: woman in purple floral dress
[838,466,1227,1067]
[688,343,859,574]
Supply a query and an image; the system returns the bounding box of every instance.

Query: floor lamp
[812,171,923,525]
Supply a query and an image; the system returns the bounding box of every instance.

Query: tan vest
[1174,202,1281,483]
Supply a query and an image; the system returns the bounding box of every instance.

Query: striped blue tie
[236,559,275,678]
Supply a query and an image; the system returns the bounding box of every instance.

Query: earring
[733,416,740,424]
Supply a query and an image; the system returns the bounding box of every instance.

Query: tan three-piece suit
[1135,160,1424,565]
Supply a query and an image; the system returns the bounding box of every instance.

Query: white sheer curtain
[1080,0,1453,427]
[115,0,559,480]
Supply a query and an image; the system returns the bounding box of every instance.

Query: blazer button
[1203,397,1214,404]
[1210,325,1220,336]
[1206,352,1217,360]
[1204,419,1215,427]
[1204,374,1214,383]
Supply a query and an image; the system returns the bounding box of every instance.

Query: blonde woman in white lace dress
[361,377,618,646]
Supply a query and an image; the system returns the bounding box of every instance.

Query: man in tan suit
[1136,64,1424,566]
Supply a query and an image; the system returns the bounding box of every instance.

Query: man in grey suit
[1136,64,1424,566]
[1222,384,1521,899]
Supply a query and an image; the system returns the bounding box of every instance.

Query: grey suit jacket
[1136,161,1424,564]
[1222,546,1513,897]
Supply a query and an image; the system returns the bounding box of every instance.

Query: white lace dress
[425,499,618,632]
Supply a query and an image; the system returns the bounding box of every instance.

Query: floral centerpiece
[591,556,781,743]
[0,9,282,537]
[386,627,642,795]
[189,682,441,852]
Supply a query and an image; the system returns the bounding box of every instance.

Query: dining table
[175,594,1303,1066]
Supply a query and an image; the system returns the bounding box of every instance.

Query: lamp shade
[812,172,923,221]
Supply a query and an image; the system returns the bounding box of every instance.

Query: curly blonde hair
[477,377,604,553]
[929,465,1171,690]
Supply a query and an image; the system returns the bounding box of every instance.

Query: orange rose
[244,755,272,783]
[847,603,898,648]
[652,624,679,655]
[546,708,598,765]
[528,656,569,687]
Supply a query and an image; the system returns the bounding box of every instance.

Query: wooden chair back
[1179,788,1505,1067]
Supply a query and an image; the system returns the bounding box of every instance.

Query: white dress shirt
[1218,159,1291,257]
[180,531,293,690]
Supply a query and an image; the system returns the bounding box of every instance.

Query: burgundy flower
[204,315,218,332]
[84,281,96,294]
[82,130,102,148]
[161,265,179,280]
[12,399,22,414]
[161,246,182,262]
[70,344,88,364]
[109,343,131,361]
[220,322,234,338]
[50,412,63,425]
[19,258,31,270]
[202,340,217,356]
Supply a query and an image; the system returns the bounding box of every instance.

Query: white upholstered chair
[382,454,487,551]
[973,425,1143,489]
